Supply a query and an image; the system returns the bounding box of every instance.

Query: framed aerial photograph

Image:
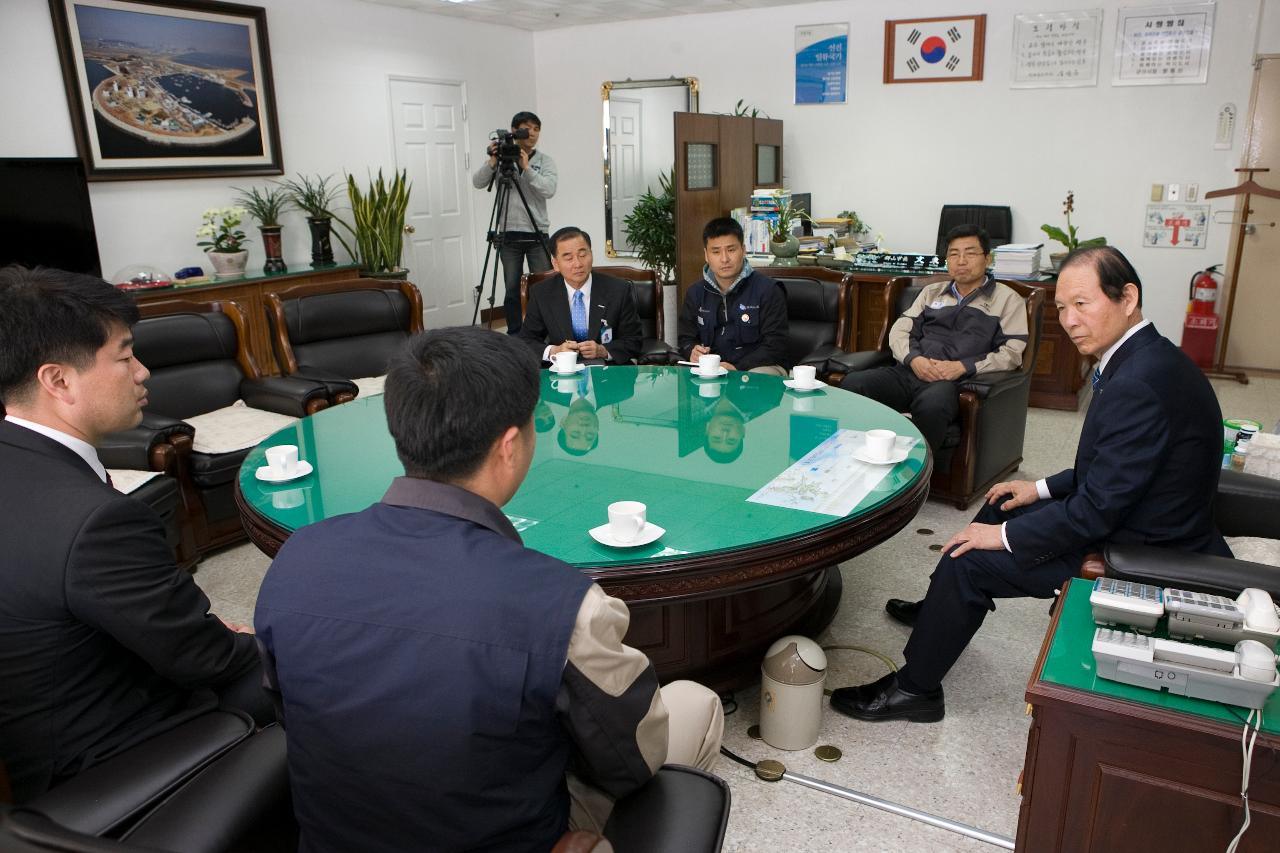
[884,14,986,84]
[48,0,283,181]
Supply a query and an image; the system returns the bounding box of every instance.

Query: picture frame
[884,14,986,84]
[47,0,283,181]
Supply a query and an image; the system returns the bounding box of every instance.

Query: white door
[609,97,643,252]
[389,78,476,329]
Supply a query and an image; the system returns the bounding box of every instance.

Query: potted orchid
[197,206,251,280]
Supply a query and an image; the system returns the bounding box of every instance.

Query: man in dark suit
[518,226,643,365]
[0,266,269,802]
[831,246,1231,723]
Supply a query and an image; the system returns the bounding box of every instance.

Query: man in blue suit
[831,246,1231,722]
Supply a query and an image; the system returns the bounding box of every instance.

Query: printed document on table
[747,429,919,516]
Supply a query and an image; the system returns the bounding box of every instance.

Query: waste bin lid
[761,635,826,685]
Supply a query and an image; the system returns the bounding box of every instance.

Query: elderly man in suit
[518,226,643,365]
[0,265,270,802]
[831,246,1231,723]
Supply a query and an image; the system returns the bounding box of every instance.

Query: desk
[1017,578,1280,851]
[236,366,930,689]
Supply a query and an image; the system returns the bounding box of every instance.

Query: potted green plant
[621,170,676,284]
[234,185,290,274]
[196,206,249,280]
[768,199,808,265]
[334,169,412,278]
[280,174,344,267]
[1041,191,1106,270]
[836,209,870,238]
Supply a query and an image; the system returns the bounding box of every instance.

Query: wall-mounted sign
[1144,203,1209,248]
[1114,3,1215,86]
[796,23,848,104]
[1011,9,1103,89]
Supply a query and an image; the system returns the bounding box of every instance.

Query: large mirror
[603,77,698,257]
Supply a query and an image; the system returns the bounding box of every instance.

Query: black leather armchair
[107,298,331,552]
[2,719,295,853]
[264,277,424,404]
[831,276,1044,508]
[935,204,1013,256]
[521,266,678,364]
[754,266,854,378]
[1083,470,1280,598]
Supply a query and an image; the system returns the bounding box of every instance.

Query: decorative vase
[770,234,800,267]
[1049,251,1068,272]
[207,250,249,281]
[308,217,335,267]
[259,226,287,275]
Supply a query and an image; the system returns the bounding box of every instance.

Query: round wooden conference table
[236,365,930,689]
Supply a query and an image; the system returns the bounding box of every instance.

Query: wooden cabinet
[1023,280,1089,411]
[129,265,365,375]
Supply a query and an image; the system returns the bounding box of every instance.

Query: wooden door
[1222,56,1280,371]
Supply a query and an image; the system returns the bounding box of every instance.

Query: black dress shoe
[885,598,923,626]
[829,673,944,723]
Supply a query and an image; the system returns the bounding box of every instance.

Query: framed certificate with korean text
[1113,3,1215,86]
[1011,10,1103,89]
[884,15,985,84]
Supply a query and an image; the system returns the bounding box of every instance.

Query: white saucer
[255,460,314,483]
[550,363,586,375]
[691,366,729,378]
[851,446,909,466]
[588,521,666,548]
[783,379,825,392]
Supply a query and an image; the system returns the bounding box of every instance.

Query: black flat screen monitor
[0,158,102,276]
[790,192,813,236]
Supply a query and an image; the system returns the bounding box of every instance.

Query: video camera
[489,127,530,173]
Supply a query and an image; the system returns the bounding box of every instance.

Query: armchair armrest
[292,365,361,403]
[1104,543,1280,602]
[959,369,1028,400]
[25,710,253,837]
[240,376,331,418]
[639,339,678,366]
[827,350,893,374]
[797,344,844,371]
[98,413,194,471]
[1215,469,1280,539]
[603,765,730,853]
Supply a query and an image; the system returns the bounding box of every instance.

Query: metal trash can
[759,635,827,751]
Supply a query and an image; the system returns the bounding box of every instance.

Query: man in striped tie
[831,246,1231,723]
[518,226,644,366]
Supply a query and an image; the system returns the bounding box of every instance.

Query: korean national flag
[893,19,979,79]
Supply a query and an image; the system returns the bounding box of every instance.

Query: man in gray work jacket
[472,110,558,336]
[838,224,1028,454]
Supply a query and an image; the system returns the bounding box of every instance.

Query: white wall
[534,0,1268,337]
[0,0,536,277]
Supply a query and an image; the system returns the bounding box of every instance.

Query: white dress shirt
[543,275,609,361]
[4,414,108,483]
[998,319,1153,552]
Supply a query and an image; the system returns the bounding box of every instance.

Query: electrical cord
[1225,708,1263,853]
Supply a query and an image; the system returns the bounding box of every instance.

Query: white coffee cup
[699,382,722,399]
[792,396,814,412]
[265,444,299,477]
[553,350,579,372]
[864,429,896,462]
[271,488,305,510]
[607,500,647,543]
[792,365,817,386]
[697,353,721,375]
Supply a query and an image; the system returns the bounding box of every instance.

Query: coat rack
[1203,167,1280,384]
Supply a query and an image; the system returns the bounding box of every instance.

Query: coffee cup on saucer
[697,353,721,375]
[553,350,579,373]
[864,429,896,462]
[792,365,817,387]
[608,501,646,544]
[265,444,299,478]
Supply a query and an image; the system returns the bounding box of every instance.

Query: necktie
[571,290,588,341]
[1091,367,1103,391]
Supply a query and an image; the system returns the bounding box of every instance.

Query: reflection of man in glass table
[238,360,931,689]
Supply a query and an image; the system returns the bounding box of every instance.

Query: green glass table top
[237,366,927,568]
[1040,578,1280,734]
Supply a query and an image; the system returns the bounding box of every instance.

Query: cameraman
[471,110,557,335]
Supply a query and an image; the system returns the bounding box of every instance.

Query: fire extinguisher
[1181,264,1222,369]
[1188,264,1222,315]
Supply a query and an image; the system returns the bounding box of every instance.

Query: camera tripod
[472,162,550,329]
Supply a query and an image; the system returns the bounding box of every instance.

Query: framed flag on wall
[884,15,986,84]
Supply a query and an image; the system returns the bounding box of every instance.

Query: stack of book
[747,189,790,253]
[991,243,1044,278]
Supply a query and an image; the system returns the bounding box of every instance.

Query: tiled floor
[197,376,1280,851]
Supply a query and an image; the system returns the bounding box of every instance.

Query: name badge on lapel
[600,319,613,344]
